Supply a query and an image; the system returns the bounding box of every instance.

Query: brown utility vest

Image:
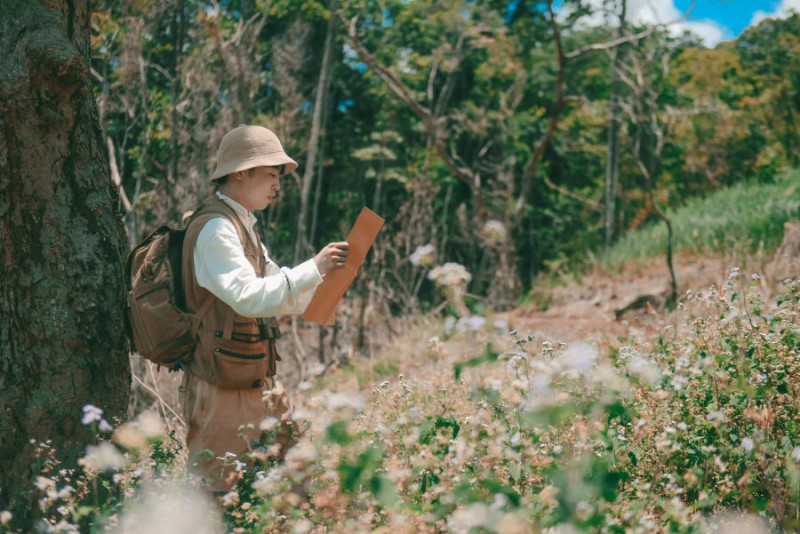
[181,195,281,389]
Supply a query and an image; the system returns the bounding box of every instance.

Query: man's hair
[212,165,286,189]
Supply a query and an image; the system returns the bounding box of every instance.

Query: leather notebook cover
[302,207,384,325]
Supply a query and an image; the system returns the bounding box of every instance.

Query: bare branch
[107,136,132,213]
[340,14,431,123]
[514,0,566,221]
[565,0,698,59]
[340,14,477,187]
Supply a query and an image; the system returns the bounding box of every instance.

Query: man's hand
[314,242,350,275]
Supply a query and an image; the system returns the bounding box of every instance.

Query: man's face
[241,166,281,211]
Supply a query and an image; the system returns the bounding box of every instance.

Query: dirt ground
[497,249,791,344]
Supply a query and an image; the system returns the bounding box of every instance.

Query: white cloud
[750,0,800,28]
[568,0,728,47]
[675,20,726,47]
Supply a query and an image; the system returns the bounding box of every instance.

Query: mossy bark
[0,1,130,528]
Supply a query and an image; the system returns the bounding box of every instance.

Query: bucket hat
[211,124,298,181]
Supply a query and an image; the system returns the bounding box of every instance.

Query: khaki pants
[181,373,298,492]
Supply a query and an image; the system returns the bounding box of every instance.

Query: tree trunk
[295,0,337,263]
[0,1,131,528]
[604,0,626,252]
[168,0,184,190]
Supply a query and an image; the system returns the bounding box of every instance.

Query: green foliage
[606,170,800,267]
[453,342,499,380]
[90,0,800,309]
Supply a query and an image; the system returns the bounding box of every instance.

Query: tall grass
[605,170,800,268]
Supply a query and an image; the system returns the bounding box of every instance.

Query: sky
[577,0,800,47]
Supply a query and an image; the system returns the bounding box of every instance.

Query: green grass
[605,170,800,268]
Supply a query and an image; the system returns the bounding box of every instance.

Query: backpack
[124,201,243,369]
[124,224,207,369]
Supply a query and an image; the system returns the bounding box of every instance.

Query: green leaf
[454,342,499,380]
[370,475,399,507]
[325,421,353,445]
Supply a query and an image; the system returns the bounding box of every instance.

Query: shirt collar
[216,191,258,228]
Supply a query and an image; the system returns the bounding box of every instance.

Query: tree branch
[514,0,566,221]
[564,0,698,59]
[340,14,476,187]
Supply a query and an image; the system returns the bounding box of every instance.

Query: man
[180,124,348,491]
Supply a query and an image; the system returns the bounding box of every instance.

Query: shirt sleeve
[193,217,323,318]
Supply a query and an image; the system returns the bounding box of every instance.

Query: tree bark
[604,0,626,252]
[168,0,184,189]
[295,0,337,263]
[0,1,131,528]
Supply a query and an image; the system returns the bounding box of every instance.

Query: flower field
[3,273,800,533]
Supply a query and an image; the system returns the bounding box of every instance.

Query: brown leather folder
[302,207,384,325]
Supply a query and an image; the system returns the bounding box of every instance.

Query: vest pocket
[212,339,268,389]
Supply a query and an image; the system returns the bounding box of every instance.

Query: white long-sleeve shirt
[193,192,322,318]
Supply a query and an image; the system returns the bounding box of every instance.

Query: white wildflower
[220,491,238,507]
[791,446,800,463]
[81,404,103,425]
[479,220,507,245]
[117,486,223,533]
[291,408,313,422]
[457,315,486,332]
[493,320,509,332]
[447,503,491,531]
[136,411,164,438]
[707,411,726,423]
[35,477,55,491]
[98,419,113,433]
[292,519,314,534]
[558,341,597,374]
[253,470,284,496]
[410,244,436,267]
[79,442,126,471]
[285,441,318,470]
[490,493,509,511]
[113,422,147,450]
[704,511,771,534]
[444,316,457,336]
[507,353,527,370]
[671,375,689,390]
[627,354,662,385]
[0,511,11,526]
[259,417,279,432]
[742,437,754,452]
[428,262,472,287]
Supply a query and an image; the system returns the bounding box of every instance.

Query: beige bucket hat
[211,124,298,181]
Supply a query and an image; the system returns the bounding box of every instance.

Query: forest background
[94,0,799,311]
[2,0,800,531]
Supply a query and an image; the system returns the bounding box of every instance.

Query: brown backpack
[124,203,244,369]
